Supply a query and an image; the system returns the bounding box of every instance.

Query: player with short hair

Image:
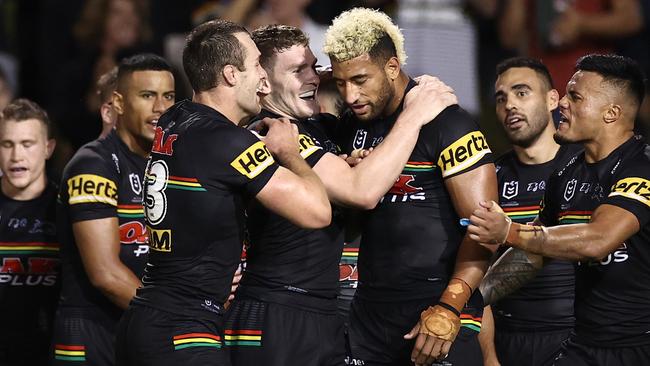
[479,57,582,366]
[53,53,175,366]
[324,8,499,365]
[469,54,650,366]
[115,19,332,366]
[225,24,458,366]
[0,99,58,366]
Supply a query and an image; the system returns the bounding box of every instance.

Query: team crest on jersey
[564,179,577,201]
[502,181,518,199]
[129,173,142,195]
[353,129,367,150]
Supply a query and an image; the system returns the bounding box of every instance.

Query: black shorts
[347,297,483,366]
[224,297,346,366]
[552,337,650,366]
[495,328,570,366]
[51,307,117,366]
[115,304,230,366]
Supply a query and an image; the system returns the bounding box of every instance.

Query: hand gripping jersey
[132,101,279,318]
[0,181,59,362]
[493,145,581,331]
[239,110,343,313]
[57,130,148,318]
[539,136,650,347]
[337,79,493,301]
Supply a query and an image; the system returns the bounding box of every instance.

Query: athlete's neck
[261,104,300,121]
[584,129,635,164]
[116,128,150,158]
[1,175,47,201]
[193,90,250,126]
[513,121,560,165]
[382,72,410,118]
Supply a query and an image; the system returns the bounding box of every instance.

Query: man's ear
[604,104,622,124]
[112,91,124,115]
[45,138,56,159]
[547,89,559,111]
[223,65,238,86]
[384,56,400,81]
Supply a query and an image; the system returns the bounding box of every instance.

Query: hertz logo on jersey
[67,174,118,206]
[298,134,321,159]
[231,141,275,179]
[437,131,491,178]
[609,177,650,207]
[147,226,172,252]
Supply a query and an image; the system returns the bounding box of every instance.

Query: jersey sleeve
[200,127,280,197]
[295,122,326,168]
[62,149,119,223]
[603,163,650,227]
[428,105,493,179]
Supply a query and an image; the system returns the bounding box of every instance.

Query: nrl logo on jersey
[353,129,367,150]
[129,173,142,195]
[564,179,577,201]
[502,181,518,199]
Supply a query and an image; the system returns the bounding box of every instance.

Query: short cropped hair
[0,98,53,138]
[323,8,406,66]
[116,53,173,91]
[575,54,646,106]
[183,20,248,92]
[96,66,118,104]
[496,57,554,90]
[252,25,309,69]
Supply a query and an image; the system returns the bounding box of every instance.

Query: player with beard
[0,99,58,366]
[53,54,175,366]
[478,57,581,366]
[324,8,498,365]
[115,20,333,366]
[469,54,650,366]
[225,24,457,366]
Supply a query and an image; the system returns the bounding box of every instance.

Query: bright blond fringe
[323,7,407,65]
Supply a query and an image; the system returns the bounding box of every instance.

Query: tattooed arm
[479,246,544,305]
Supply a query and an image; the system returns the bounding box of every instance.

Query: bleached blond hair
[323,8,407,65]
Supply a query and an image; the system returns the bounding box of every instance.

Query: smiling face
[233,32,269,119]
[331,53,394,121]
[555,71,608,144]
[263,44,320,119]
[495,67,556,147]
[0,118,54,199]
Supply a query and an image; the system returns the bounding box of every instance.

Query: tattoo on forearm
[479,248,542,305]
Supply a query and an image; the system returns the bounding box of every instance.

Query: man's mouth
[298,89,316,100]
[505,114,526,129]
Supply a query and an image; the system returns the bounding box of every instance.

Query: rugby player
[479,57,581,366]
[0,99,58,365]
[469,54,650,366]
[225,24,458,366]
[53,53,175,366]
[324,8,498,365]
[115,19,332,366]
[96,66,118,139]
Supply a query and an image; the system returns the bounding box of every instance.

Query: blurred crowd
[1,0,649,179]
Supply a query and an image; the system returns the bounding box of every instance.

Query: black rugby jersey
[338,238,359,318]
[133,101,279,318]
[539,136,650,347]
[240,109,342,313]
[0,181,59,360]
[58,130,148,318]
[493,145,580,331]
[337,79,493,301]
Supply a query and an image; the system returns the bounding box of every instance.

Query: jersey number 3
[145,160,169,225]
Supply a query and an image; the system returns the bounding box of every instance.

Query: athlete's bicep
[584,204,640,258]
[73,217,121,284]
[445,163,498,218]
[254,166,328,229]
